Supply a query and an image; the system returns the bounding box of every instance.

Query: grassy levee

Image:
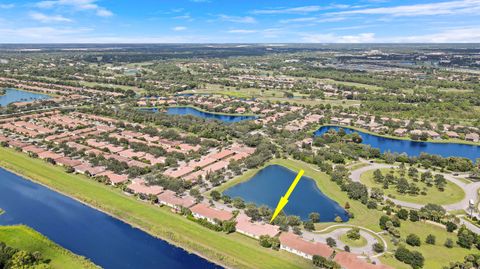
[0,147,313,269]
[0,225,97,269]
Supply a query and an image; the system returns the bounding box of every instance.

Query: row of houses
[284,114,324,132]
[0,77,124,97]
[122,177,391,269]
[328,114,480,143]
[137,95,303,123]
[164,143,255,182]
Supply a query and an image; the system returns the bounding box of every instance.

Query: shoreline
[0,164,228,269]
[312,124,480,147]
[138,104,258,117]
[1,87,58,98]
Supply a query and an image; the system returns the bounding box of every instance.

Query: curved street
[349,162,480,233]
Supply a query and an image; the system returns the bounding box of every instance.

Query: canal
[0,168,220,269]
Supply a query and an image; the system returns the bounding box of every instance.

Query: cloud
[252,5,324,14]
[300,27,480,43]
[331,0,480,17]
[252,4,353,15]
[227,29,258,34]
[30,12,72,23]
[301,32,376,43]
[35,0,113,17]
[0,26,92,41]
[174,14,193,21]
[280,16,346,24]
[388,27,480,42]
[219,14,256,23]
[0,3,14,9]
[172,26,187,31]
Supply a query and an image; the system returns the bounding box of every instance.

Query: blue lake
[0,168,220,269]
[224,165,349,222]
[0,88,51,106]
[314,125,480,161]
[143,106,257,123]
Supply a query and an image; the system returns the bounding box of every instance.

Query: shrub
[326,237,337,247]
[395,246,424,269]
[406,234,421,247]
[425,234,436,245]
[445,238,454,248]
[446,222,458,232]
[373,243,384,253]
[346,228,361,240]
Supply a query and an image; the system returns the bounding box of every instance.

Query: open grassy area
[339,233,368,248]
[0,225,96,269]
[379,220,479,269]
[181,83,298,99]
[0,147,312,269]
[259,97,361,108]
[360,168,465,205]
[316,78,383,91]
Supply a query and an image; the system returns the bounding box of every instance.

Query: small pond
[224,165,349,222]
[0,88,51,106]
[142,106,257,123]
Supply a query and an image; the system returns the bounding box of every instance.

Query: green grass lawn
[360,168,465,205]
[339,233,367,248]
[181,83,297,99]
[259,97,361,108]
[0,225,96,269]
[0,147,313,269]
[316,79,383,91]
[379,220,479,269]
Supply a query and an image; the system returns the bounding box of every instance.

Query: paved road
[302,224,388,265]
[349,163,480,212]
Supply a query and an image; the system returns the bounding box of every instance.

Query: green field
[0,147,313,269]
[360,168,465,205]
[181,83,295,99]
[259,97,362,107]
[316,78,383,91]
[379,220,479,269]
[0,225,96,269]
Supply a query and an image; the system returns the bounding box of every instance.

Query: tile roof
[190,203,233,222]
[235,213,279,238]
[279,232,333,258]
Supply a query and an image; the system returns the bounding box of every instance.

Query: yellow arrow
[270,169,304,223]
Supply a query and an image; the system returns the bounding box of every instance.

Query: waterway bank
[0,147,312,269]
[0,88,52,106]
[312,124,480,146]
[0,225,98,269]
[314,125,480,161]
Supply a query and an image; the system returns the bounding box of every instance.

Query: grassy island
[0,225,97,269]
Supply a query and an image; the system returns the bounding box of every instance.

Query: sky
[0,0,480,43]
